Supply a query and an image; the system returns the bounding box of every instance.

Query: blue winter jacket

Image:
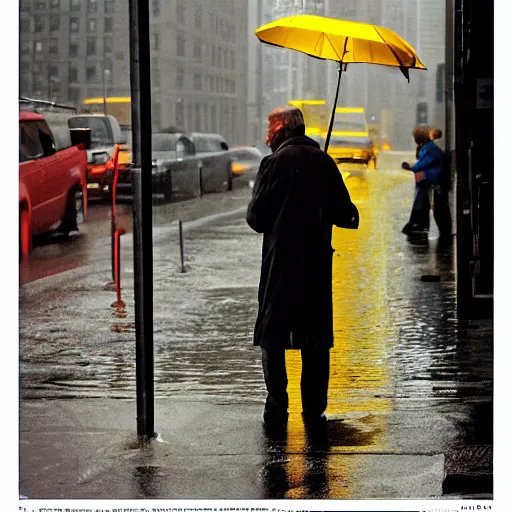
[411,141,445,184]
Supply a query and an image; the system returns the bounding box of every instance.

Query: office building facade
[19,0,249,144]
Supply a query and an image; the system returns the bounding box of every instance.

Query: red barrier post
[110,145,121,282]
[112,227,127,308]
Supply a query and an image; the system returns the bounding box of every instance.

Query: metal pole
[179,220,185,273]
[324,63,343,153]
[128,0,155,443]
[324,39,348,153]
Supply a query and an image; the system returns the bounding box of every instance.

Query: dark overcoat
[246,135,359,350]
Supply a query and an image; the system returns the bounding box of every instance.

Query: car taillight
[89,165,107,175]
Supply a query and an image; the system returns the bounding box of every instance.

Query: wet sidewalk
[19,168,493,501]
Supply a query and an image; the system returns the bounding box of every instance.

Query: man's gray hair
[268,105,305,132]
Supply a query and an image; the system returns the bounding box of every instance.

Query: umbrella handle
[323,62,344,153]
[324,38,348,153]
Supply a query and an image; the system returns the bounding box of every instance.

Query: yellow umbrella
[255,14,427,152]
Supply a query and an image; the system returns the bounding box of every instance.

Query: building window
[152,101,161,130]
[34,41,44,53]
[50,0,60,8]
[104,36,113,54]
[20,0,31,12]
[20,61,30,73]
[68,64,78,82]
[88,0,98,13]
[87,37,97,56]
[193,73,202,90]
[49,14,60,32]
[34,16,44,32]
[88,19,96,33]
[70,17,79,32]
[34,0,47,10]
[104,0,115,13]
[195,6,202,30]
[176,100,184,128]
[151,33,159,51]
[176,63,184,89]
[177,34,185,57]
[151,0,160,17]
[217,46,222,67]
[20,73,31,93]
[210,104,217,132]
[20,18,30,33]
[68,87,80,101]
[69,34,79,56]
[34,74,46,94]
[152,57,160,87]
[176,1,185,23]
[71,0,81,12]
[104,18,113,32]
[194,103,201,131]
[21,41,31,55]
[86,65,96,81]
[49,65,59,81]
[193,41,202,63]
[49,39,59,55]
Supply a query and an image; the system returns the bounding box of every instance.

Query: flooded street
[19,166,492,500]
[19,166,492,408]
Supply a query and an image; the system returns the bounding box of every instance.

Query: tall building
[19,0,249,145]
[248,0,445,149]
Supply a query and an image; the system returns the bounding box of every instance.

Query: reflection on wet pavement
[19,169,492,498]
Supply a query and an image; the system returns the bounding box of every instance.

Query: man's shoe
[302,411,328,426]
[263,409,288,427]
[401,223,413,234]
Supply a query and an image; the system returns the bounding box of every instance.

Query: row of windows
[149,0,236,42]
[20,15,113,34]
[20,60,113,83]
[150,34,236,70]
[192,74,236,95]
[21,36,114,57]
[20,0,114,13]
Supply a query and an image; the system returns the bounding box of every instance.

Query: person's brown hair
[268,106,306,136]
[429,127,442,140]
[412,126,430,145]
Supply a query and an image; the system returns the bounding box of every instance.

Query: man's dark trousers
[261,345,330,416]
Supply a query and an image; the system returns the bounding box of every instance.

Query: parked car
[19,110,88,259]
[150,132,200,201]
[116,131,234,199]
[67,114,128,197]
[188,132,233,193]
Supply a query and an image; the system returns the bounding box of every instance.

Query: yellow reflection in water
[281,170,412,498]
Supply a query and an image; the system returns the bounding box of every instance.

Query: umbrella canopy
[255,14,426,151]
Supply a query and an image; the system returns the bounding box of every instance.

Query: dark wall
[454,0,494,318]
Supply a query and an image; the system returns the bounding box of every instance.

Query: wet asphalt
[18,155,493,501]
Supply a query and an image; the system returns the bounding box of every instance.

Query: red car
[19,110,88,259]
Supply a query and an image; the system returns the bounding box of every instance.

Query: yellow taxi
[324,107,378,169]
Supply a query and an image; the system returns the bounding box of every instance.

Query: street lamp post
[103,68,111,115]
[128,0,155,444]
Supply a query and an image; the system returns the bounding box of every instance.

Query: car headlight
[91,151,109,165]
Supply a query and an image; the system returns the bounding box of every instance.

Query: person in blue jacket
[401,127,451,239]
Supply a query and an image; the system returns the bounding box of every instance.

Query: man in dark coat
[247,105,359,427]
